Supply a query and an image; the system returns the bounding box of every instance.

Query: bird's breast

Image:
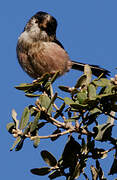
[17,37,72,79]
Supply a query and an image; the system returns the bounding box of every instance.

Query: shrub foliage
[7,66,117,179]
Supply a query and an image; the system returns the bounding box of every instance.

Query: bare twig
[30,129,73,140]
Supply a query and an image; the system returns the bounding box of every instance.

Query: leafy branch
[7,66,117,179]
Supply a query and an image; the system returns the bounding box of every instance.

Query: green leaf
[59,86,72,93]
[88,84,96,100]
[54,103,65,119]
[77,91,87,104]
[75,74,87,88]
[93,123,113,141]
[30,112,40,133]
[6,122,15,134]
[84,64,92,85]
[15,83,35,91]
[39,94,53,114]
[22,124,30,136]
[93,78,111,87]
[41,150,57,167]
[29,105,35,116]
[64,97,74,105]
[48,170,62,179]
[15,73,53,93]
[33,137,40,148]
[47,93,57,113]
[97,93,115,100]
[31,167,51,176]
[70,103,88,110]
[15,138,24,151]
[12,109,19,129]
[19,107,30,130]
[25,93,40,97]
[10,136,21,151]
[44,72,60,90]
[61,136,81,167]
[103,85,112,94]
[90,108,102,114]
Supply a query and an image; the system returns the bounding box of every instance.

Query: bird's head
[24,11,57,41]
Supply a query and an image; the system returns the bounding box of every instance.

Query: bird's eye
[35,19,38,23]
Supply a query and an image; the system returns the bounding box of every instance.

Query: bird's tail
[71,60,110,78]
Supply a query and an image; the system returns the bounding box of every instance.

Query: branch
[30,129,73,140]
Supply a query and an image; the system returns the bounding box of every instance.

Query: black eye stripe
[35,20,38,23]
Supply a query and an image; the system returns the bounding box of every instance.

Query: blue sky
[1,0,117,179]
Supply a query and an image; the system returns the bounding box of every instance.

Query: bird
[16,11,110,79]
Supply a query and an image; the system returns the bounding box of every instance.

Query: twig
[30,129,73,140]
[100,146,116,155]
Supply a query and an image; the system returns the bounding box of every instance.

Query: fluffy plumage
[17,11,110,79]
